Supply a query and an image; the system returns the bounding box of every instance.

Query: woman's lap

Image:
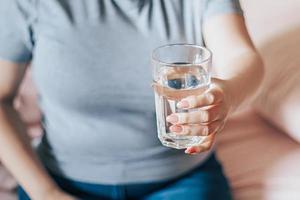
[18,153,231,200]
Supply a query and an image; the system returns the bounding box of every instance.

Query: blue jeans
[18,153,231,200]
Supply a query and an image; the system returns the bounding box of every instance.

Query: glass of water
[151,44,212,149]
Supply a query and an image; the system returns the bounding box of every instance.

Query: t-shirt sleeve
[0,0,35,63]
[203,0,243,20]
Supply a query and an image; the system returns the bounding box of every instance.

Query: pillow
[217,109,300,200]
[253,27,300,142]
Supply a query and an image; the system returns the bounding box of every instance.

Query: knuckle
[191,125,200,136]
[182,125,190,135]
[201,110,209,122]
[188,95,198,107]
[202,126,209,136]
[184,113,190,123]
[205,93,214,104]
[178,113,188,123]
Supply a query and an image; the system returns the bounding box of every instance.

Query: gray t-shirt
[0,0,242,184]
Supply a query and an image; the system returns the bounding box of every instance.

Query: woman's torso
[26,0,211,184]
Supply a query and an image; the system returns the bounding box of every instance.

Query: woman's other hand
[13,68,42,139]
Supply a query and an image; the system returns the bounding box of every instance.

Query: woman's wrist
[211,78,237,114]
[223,76,255,114]
[225,81,239,114]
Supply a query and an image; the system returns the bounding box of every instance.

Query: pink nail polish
[166,114,178,123]
[189,148,196,154]
[185,147,196,154]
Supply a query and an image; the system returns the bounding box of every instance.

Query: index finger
[177,86,224,109]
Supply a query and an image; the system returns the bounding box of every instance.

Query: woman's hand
[166,78,233,155]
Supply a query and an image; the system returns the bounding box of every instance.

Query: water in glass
[154,63,210,149]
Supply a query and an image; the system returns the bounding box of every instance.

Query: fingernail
[166,114,178,123]
[170,125,182,133]
[177,100,189,108]
[185,147,196,154]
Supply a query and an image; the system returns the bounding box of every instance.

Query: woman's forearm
[203,14,265,112]
[0,101,59,200]
[220,51,264,112]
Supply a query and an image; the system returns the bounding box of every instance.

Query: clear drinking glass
[151,44,212,149]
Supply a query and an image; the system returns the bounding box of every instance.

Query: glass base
[159,135,206,149]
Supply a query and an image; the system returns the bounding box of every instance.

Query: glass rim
[151,43,212,67]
